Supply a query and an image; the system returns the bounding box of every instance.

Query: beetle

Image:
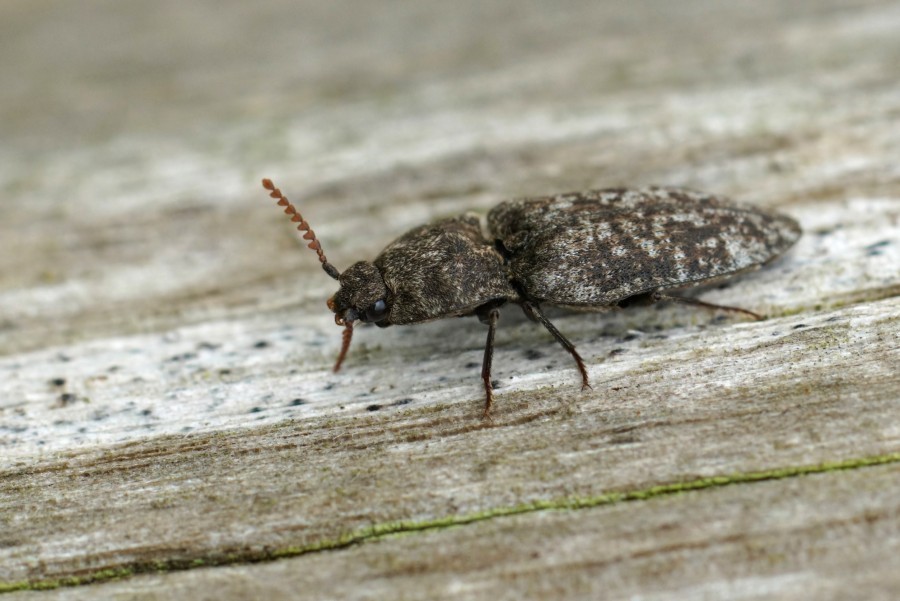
[262,179,801,417]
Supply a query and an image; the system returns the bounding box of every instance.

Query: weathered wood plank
[1,0,899,598]
[1,198,896,463]
[10,463,900,601]
[0,296,898,588]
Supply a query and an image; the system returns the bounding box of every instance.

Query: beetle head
[327,261,391,327]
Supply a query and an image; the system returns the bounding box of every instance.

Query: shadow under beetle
[262,179,801,417]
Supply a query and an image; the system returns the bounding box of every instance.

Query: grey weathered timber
[1,0,899,598]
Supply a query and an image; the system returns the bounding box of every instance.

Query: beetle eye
[365,299,388,322]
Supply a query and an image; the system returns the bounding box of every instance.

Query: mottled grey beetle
[262,179,801,417]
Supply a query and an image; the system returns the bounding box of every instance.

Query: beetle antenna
[262,178,341,280]
[333,321,353,372]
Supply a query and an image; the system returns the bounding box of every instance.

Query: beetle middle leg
[521,301,590,391]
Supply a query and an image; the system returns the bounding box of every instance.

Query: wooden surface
[1,0,899,598]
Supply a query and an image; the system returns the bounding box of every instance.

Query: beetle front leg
[477,307,501,419]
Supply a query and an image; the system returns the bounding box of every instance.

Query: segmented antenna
[333,322,353,372]
[262,178,341,280]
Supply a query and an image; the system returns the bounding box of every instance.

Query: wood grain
[1,0,899,598]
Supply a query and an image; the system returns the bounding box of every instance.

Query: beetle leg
[521,302,590,390]
[478,307,500,419]
[652,292,763,320]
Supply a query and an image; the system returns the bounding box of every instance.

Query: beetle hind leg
[521,302,590,391]
[651,292,763,320]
